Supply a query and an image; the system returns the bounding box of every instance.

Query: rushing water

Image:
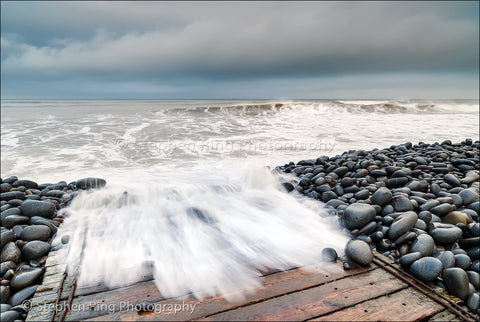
[1,99,478,300]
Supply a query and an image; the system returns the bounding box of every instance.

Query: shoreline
[1,138,479,320]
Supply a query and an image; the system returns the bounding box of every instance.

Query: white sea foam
[55,163,348,301]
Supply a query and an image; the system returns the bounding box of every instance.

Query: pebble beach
[1,139,479,320]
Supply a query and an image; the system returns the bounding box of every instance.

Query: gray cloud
[1,1,478,98]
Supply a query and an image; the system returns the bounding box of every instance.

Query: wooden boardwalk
[27,248,469,321]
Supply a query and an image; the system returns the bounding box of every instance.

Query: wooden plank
[83,261,374,321]
[310,288,444,321]
[65,280,163,320]
[428,310,463,322]
[200,268,407,321]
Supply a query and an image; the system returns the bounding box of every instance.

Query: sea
[1,99,479,300]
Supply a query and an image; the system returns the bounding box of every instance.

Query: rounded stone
[466,271,480,290]
[410,257,443,282]
[0,286,10,304]
[0,310,20,322]
[20,200,55,218]
[410,234,435,256]
[0,242,21,263]
[75,177,106,190]
[21,241,50,261]
[429,223,463,245]
[454,254,472,270]
[12,180,38,190]
[0,208,21,223]
[10,268,43,289]
[388,211,418,241]
[342,203,376,230]
[0,230,16,250]
[459,188,479,205]
[434,251,455,269]
[466,292,479,313]
[443,267,470,300]
[442,211,472,226]
[19,225,51,242]
[443,174,461,187]
[399,251,422,268]
[392,197,414,212]
[2,215,30,229]
[8,285,38,306]
[430,203,454,217]
[321,248,338,262]
[345,239,373,266]
[0,262,16,277]
[370,187,392,206]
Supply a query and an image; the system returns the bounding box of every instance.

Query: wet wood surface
[27,249,467,321]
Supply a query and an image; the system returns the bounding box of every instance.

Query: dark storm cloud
[1,1,478,98]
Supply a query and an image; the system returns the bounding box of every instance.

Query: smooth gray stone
[0,208,21,223]
[430,203,454,217]
[0,242,21,263]
[29,216,58,234]
[418,211,433,223]
[61,235,70,245]
[0,304,11,313]
[0,286,10,304]
[394,231,416,246]
[443,267,470,300]
[410,257,443,282]
[399,251,423,268]
[454,254,472,270]
[321,248,338,262]
[0,230,16,250]
[370,187,392,206]
[468,223,480,237]
[357,221,377,236]
[419,200,440,212]
[466,271,479,290]
[429,223,463,245]
[21,241,50,261]
[0,192,25,202]
[2,215,30,229]
[0,262,16,277]
[0,183,12,193]
[443,174,461,187]
[10,268,43,289]
[466,292,479,312]
[467,201,480,213]
[20,200,55,218]
[0,310,20,322]
[75,177,106,190]
[342,203,376,230]
[410,234,435,256]
[466,246,480,261]
[8,285,38,306]
[434,251,455,269]
[345,239,373,266]
[414,219,427,231]
[12,180,38,189]
[459,188,479,205]
[19,225,51,242]
[392,197,413,212]
[388,211,418,240]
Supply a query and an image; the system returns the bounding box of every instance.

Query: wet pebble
[345,239,373,266]
[443,267,470,300]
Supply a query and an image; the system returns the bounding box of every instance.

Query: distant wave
[186,100,479,115]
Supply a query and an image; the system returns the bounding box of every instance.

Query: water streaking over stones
[56,162,348,302]
[277,139,479,315]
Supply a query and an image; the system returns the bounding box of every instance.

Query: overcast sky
[1,1,479,99]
